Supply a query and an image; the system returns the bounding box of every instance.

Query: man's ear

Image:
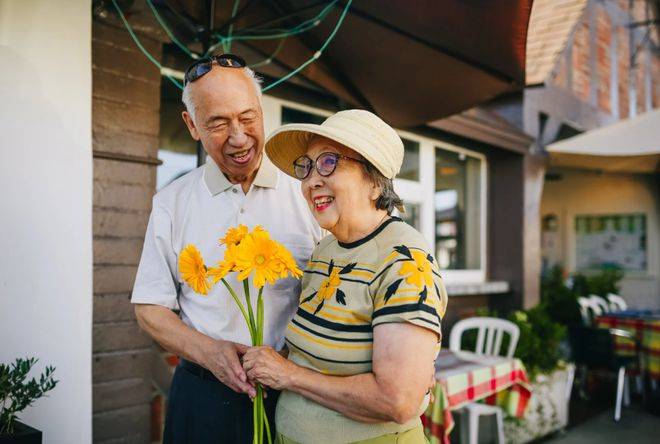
[182,110,201,141]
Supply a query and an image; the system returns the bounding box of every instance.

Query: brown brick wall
[571,20,590,102]
[549,0,659,118]
[551,51,569,89]
[595,6,611,113]
[617,26,630,119]
[635,48,648,115]
[92,18,161,443]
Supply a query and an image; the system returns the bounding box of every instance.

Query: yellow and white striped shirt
[276,217,448,443]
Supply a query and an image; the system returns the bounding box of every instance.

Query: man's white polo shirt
[131,156,322,349]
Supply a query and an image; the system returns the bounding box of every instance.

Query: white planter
[503,364,575,444]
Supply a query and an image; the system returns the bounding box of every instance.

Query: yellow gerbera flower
[219,224,249,246]
[208,244,239,284]
[275,244,303,279]
[234,230,285,288]
[399,250,434,289]
[179,244,211,295]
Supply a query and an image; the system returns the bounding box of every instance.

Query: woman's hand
[242,346,299,391]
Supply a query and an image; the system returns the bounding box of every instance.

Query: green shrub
[541,265,581,326]
[508,307,566,379]
[0,358,57,435]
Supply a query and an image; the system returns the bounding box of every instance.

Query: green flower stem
[256,288,266,443]
[257,288,264,345]
[262,400,272,444]
[243,280,257,345]
[220,278,255,343]
[253,396,258,444]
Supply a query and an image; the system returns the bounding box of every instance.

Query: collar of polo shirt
[203,154,279,196]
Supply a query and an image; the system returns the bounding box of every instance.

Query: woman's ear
[369,181,382,202]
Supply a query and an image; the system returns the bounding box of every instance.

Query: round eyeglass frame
[292,152,366,180]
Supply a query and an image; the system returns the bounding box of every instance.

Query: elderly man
[131,54,321,443]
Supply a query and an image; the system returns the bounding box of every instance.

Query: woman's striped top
[276,218,448,443]
[284,217,448,376]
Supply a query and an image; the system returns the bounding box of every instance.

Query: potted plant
[0,358,57,444]
[503,307,574,444]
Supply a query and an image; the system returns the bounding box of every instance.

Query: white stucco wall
[541,169,660,308]
[0,1,92,442]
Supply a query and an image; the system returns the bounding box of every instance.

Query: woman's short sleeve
[370,245,448,339]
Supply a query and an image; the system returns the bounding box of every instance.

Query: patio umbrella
[546,109,660,173]
[146,0,533,127]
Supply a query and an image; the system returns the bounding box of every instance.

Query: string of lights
[262,0,352,92]
[224,0,241,52]
[206,0,338,55]
[247,37,287,69]
[110,0,183,89]
[146,0,198,59]
[112,0,352,92]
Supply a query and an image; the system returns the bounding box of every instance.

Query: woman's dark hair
[362,162,404,214]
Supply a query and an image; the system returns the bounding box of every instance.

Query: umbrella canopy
[546,109,660,174]
[150,0,533,127]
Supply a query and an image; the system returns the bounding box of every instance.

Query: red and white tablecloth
[422,349,532,444]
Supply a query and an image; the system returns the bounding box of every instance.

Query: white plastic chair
[577,296,602,326]
[607,293,628,312]
[449,317,520,358]
[449,317,520,444]
[589,295,611,315]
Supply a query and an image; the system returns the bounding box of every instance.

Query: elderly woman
[242,110,448,443]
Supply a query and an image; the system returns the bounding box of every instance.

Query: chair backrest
[589,295,611,315]
[607,293,628,312]
[449,317,520,358]
[568,326,617,367]
[577,296,602,325]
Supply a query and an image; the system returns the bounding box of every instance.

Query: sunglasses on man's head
[293,152,366,180]
[183,53,246,86]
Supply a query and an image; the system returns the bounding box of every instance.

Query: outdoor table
[422,349,532,444]
[596,312,660,380]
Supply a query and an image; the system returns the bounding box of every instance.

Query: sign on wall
[575,213,647,272]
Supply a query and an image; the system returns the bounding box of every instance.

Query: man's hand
[203,339,256,397]
[133,305,257,396]
[243,346,298,391]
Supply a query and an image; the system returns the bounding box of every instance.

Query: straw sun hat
[265,109,404,180]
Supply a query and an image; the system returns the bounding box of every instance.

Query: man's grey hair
[362,162,404,215]
[181,67,262,122]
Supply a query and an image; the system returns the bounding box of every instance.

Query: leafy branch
[0,358,57,435]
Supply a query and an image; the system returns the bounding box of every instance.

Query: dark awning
[149,0,533,127]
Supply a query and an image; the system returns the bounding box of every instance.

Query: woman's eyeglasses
[183,53,246,86]
[293,152,366,180]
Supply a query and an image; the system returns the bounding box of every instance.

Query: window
[157,77,198,190]
[272,99,488,284]
[399,139,420,181]
[434,149,482,270]
[398,203,421,230]
[575,213,647,272]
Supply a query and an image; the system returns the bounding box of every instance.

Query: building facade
[523,0,659,307]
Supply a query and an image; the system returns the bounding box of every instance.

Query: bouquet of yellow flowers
[178,225,302,444]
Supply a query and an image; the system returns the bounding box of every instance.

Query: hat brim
[265,123,383,179]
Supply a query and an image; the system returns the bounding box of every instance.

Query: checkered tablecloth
[422,349,532,444]
[596,314,660,380]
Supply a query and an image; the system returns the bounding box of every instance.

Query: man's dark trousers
[163,360,279,443]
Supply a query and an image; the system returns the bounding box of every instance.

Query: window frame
[264,95,489,284]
